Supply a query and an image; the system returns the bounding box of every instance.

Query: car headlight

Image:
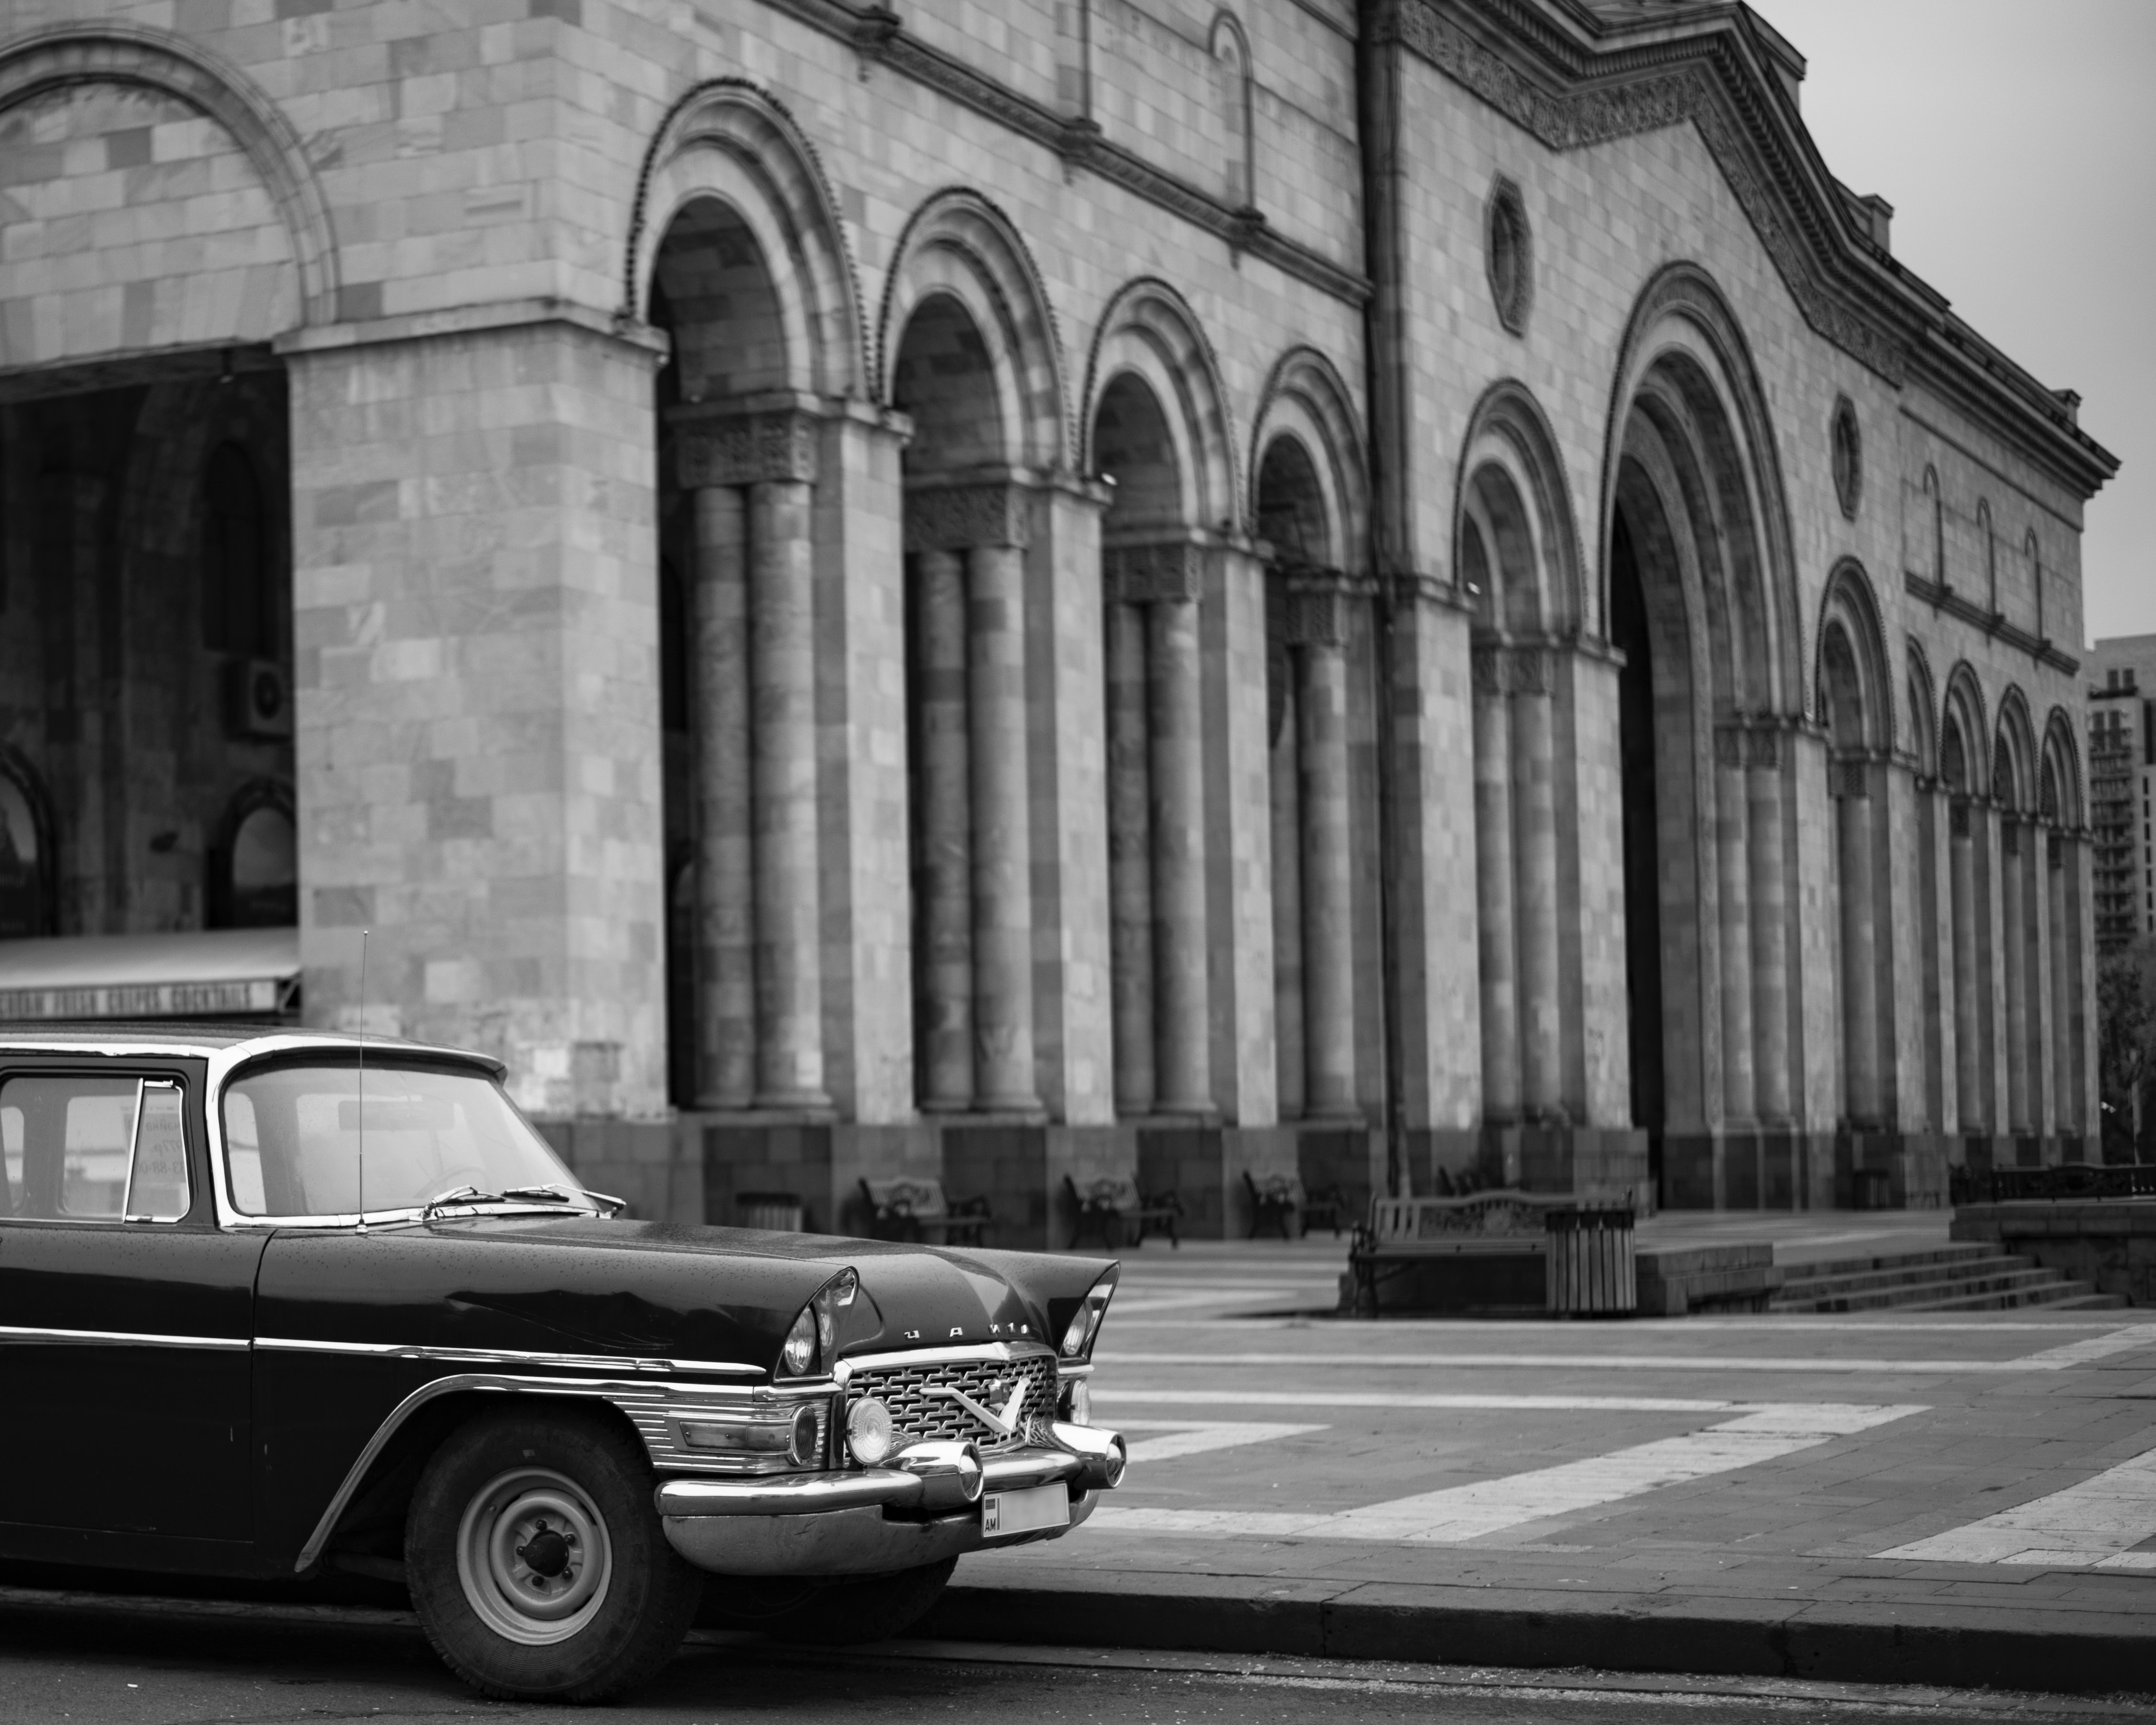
[779,1267,860,1378]
[1060,1270,1117,1360]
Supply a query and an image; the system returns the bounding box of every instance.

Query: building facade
[2085,638,2156,956]
[0,0,2117,1233]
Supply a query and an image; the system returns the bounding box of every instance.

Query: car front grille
[846,1351,1058,1453]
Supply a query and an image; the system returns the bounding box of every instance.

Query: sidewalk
[934,1234,2156,1695]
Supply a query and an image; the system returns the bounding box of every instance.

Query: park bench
[1345,1190,1634,1315]
[1242,1169,1347,1239]
[858,1176,991,1247]
[1063,1173,1181,1250]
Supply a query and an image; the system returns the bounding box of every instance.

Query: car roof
[0,1023,503,1073]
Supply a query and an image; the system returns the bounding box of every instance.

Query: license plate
[980,1483,1071,1539]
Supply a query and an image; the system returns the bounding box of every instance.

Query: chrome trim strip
[655,1470,925,1518]
[0,1323,248,1352]
[980,1448,1085,1493]
[842,1340,1057,1373]
[254,1335,761,1377]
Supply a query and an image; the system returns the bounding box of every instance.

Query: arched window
[212,782,296,928]
[0,754,55,939]
[1922,466,1944,587]
[1976,499,1995,612]
[1211,12,1254,210]
[202,442,272,658]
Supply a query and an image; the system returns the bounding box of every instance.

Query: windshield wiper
[420,1184,583,1221]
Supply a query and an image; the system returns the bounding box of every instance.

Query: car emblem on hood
[927,1377,1027,1440]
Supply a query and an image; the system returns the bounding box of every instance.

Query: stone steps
[1771,1245,2113,1312]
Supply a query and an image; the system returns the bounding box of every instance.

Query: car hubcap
[455,1467,612,1645]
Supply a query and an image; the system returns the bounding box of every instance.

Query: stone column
[1950,799,1982,1130]
[1715,727,1756,1124]
[966,533,1039,1111]
[1747,728,1790,1123]
[674,404,828,1113]
[690,485,754,1107]
[1835,759,1880,1125]
[2000,817,2029,1133]
[1472,643,1520,1121]
[1106,596,1154,1114]
[1148,576,1211,1114]
[748,474,827,1109]
[1270,649,1305,1120]
[913,547,973,1109]
[1293,582,1356,1120]
[1511,647,1561,1120]
[2048,831,2073,1133]
[2025,822,2051,1137]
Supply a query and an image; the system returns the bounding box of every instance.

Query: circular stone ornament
[1831,395,1863,520]
[1485,176,1532,335]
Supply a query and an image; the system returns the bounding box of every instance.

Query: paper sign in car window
[125,1082,190,1221]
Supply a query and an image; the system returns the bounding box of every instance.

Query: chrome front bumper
[654,1431,1118,1578]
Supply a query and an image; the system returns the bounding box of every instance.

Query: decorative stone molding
[1284,586,1345,649]
[1831,759,1870,800]
[1831,395,1862,520]
[673,409,821,489]
[1106,541,1202,605]
[1485,175,1532,336]
[904,483,1031,552]
[1713,727,1744,770]
[1746,728,1783,771]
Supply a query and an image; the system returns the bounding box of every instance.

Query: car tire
[759,1556,959,1646]
[405,1404,702,1702]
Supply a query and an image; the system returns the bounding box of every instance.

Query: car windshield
[222,1060,587,1220]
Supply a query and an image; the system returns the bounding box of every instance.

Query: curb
[921,1582,2155,1697]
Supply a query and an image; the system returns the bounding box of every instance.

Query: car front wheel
[406,1406,701,1701]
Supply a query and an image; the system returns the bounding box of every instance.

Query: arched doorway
[1602,284,1800,1208]
[0,754,55,940]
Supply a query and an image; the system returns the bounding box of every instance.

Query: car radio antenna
[355,928,369,1235]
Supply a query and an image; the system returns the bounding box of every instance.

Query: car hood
[254,1217,1115,1377]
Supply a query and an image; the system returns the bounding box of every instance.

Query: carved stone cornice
[1105,540,1202,604]
[1471,641,1554,695]
[1381,0,2117,496]
[672,407,820,488]
[904,482,1031,552]
[1284,587,1345,648]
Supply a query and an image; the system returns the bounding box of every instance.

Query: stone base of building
[1408,1125,1652,1213]
[1659,1128,1955,1212]
[1956,1132,2078,1174]
[540,1115,1390,1246]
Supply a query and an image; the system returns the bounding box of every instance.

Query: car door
[0,1055,266,1554]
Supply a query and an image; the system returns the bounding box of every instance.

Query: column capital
[1470,641,1556,695]
[904,479,1032,552]
[1829,757,1870,800]
[671,401,823,488]
[1105,538,1202,604]
[1283,576,1348,648]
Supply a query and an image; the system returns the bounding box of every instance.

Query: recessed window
[1485,177,1532,336]
[1830,397,1862,520]
[0,757,53,940]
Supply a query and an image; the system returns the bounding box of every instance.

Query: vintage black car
[0,1026,1126,1700]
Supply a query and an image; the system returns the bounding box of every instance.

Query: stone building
[0,0,2116,1232]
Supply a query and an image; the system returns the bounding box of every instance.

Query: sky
[1756,0,2156,649]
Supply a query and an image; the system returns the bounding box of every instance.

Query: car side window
[0,1074,192,1223]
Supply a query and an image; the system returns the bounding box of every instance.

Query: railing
[1952,1163,2156,1204]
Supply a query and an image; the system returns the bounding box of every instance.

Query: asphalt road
[0,1591,2146,1725]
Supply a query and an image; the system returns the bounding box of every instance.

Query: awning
[0,928,300,1021]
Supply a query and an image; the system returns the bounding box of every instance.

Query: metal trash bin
[1544,1205,1636,1315]
[736,1190,804,1233]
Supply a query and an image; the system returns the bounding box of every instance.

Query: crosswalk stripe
[1086,1402,1924,1545]
[1878,1445,2156,1568]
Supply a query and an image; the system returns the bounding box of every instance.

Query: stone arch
[1994,685,2038,814]
[1599,262,1801,715]
[628,79,866,401]
[1457,379,1583,635]
[1814,560,1893,753]
[1084,278,1239,536]
[0,26,338,366]
[1905,640,1939,779]
[1251,347,1367,574]
[1940,663,1988,796]
[209,776,297,930]
[2042,708,2084,830]
[878,188,1067,473]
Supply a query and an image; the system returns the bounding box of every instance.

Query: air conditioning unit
[226,658,293,739]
